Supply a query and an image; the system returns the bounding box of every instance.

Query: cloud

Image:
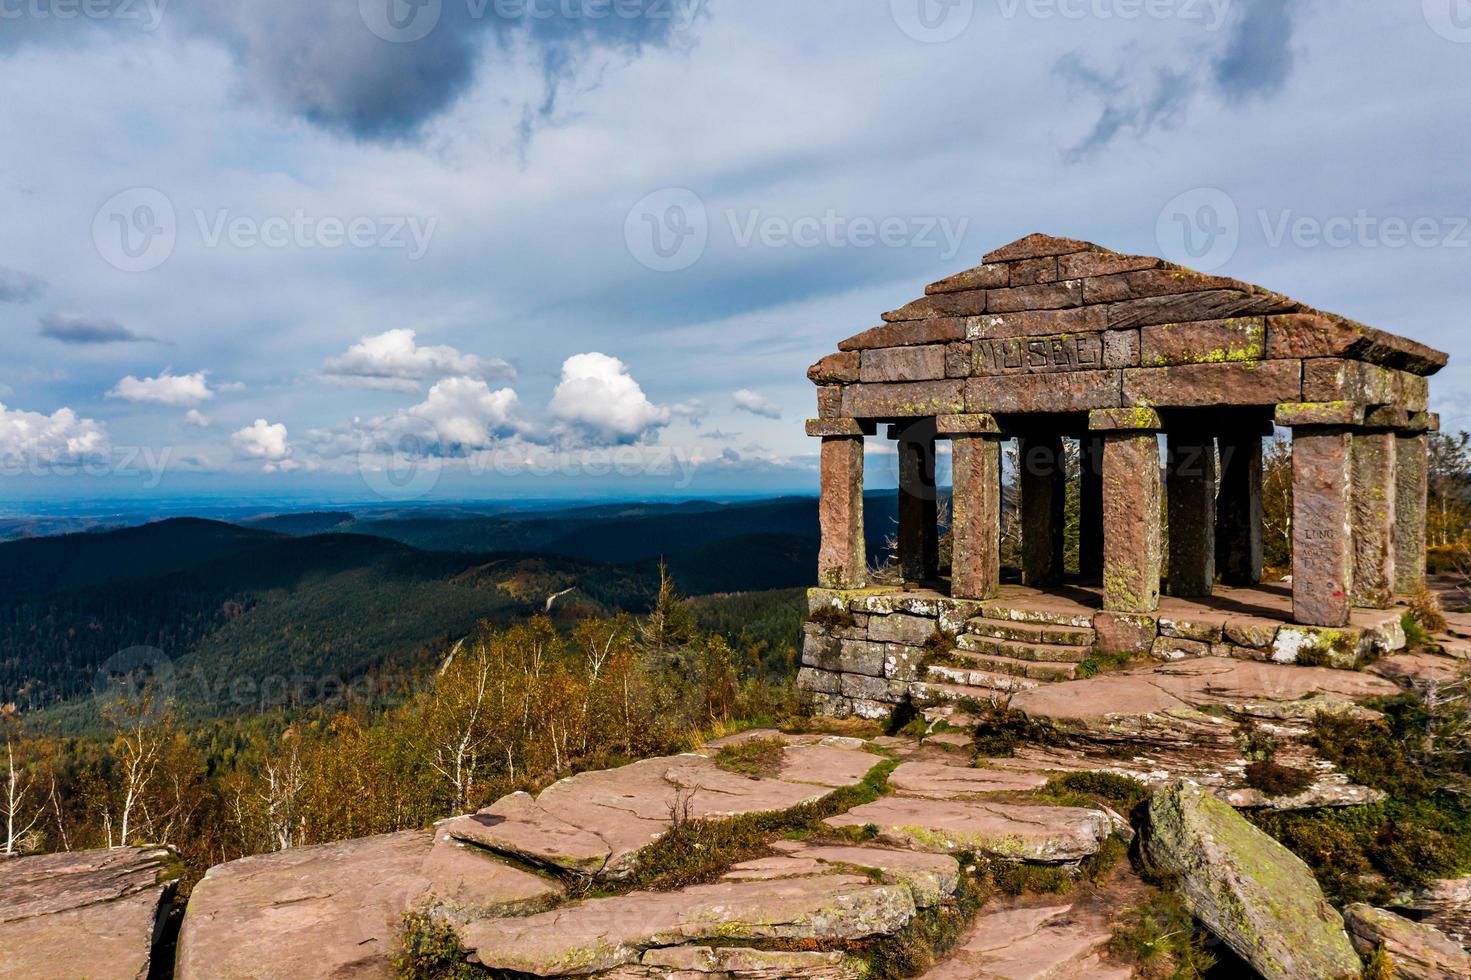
[1056,53,1194,161]
[1056,0,1313,159]
[548,352,670,445]
[732,388,781,420]
[184,409,212,428]
[398,376,522,453]
[1213,0,1302,102]
[0,401,108,464]
[0,266,45,303]
[39,312,153,345]
[231,418,295,472]
[107,370,215,408]
[321,328,511,392]
[0,1,704,143]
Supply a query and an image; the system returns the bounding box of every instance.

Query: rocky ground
[4,649,1471,979]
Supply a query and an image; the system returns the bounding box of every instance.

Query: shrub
[712,736,786,778]
[1109,890,1216,980]
[972,698,1061,757]
[1243,760,1314,798]
[393,911,484,980]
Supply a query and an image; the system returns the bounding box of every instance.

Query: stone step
[966,616,1097,648]
[914,672,1040,703]
[977,599,1095,630]
[948,651,1080,683]
[957,633,1092,664]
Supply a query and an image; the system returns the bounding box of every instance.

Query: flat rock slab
[1010,656,1398,725]
[919,902,1130,980]
[603,947,859,979]
[826,797,1111,863]
[1370,651,1467,687]
[462,874,915,976]
[1344,903,1471,979]
[448,746,878,878]
[0,846,177,980]
[889,761,1050,798]
[765,840,960,907]
[177,829,560,980]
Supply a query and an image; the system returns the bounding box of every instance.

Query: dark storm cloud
[0,267,46,303]
[1057,0,1313,159]
[1213,0,1302,101]
[0,0,705,142]
[39,312,154,344]
[1057,53,1193,162]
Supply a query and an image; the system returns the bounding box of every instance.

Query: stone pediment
[808,233,1448,420]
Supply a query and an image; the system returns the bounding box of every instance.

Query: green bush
[393,911,484,980]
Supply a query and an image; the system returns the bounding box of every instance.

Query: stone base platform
[801,583,1409,721]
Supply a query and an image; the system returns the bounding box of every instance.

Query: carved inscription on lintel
[974,334,1103,376]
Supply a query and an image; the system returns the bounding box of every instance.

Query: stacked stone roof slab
[809,233,1448,421]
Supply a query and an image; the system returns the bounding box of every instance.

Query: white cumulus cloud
[548,353,670,446]
[184,409,211,427]
[107,370,215,408]
[231,418,295,472]
[321,329,514,392]
[0,402,108,463]
[402,376,521,453]
[732,388,782,420]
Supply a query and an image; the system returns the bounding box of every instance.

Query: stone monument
[800,233,1447,719]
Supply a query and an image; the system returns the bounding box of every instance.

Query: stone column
[1018,432,1066,587]
[1079,435,1105,580]
[939,415,1003,600]
[1216,429,1265,585]
[1091,409,1163,614]
[1351,412,1399,609]
[1276,403,1361,628]
[1166,431,1216,597]
[807,419,867,589]
[897,418,940,584]
[1394,413,1436,595]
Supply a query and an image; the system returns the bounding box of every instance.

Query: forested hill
[0,495,907,729]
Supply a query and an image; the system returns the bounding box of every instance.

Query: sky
[1,0,1469,507]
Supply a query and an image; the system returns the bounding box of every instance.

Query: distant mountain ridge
[0,495,900,728]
